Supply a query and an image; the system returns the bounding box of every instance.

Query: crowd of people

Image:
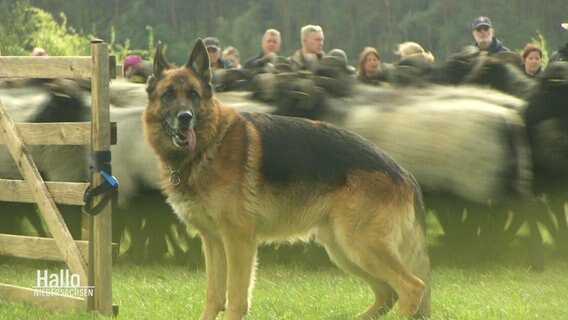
[105,16,568,87]
[20,16,560,86]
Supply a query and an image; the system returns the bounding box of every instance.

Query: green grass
[2,253,568,320]
[1,215,568,320]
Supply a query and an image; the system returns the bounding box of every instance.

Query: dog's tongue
[181,128,196,151]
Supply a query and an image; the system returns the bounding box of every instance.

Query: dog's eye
[161,88,176,101]
[188,88,200,100]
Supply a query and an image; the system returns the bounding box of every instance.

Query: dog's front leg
[199,233,228,320]
[222,230,258,320]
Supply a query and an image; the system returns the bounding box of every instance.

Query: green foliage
[25,8,91,55]
[109,26,132,62]
[532,32,549,68]
[0,0,90,56]
[1,240,568,319]
[216,3,262,58]
[145,25,155,58]
[0,0,34,55]
[108,25,155,64]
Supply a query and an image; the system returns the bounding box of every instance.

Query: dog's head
[144,39,214,153]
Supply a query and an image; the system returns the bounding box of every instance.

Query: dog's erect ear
[153,41,170,76]
[186,38,213,97]
[147,41,170,95]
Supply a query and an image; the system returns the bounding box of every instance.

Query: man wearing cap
[471,16,510,55]
[203,37,232,71]
[549,22,568,63]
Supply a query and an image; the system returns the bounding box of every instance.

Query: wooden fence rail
[0,40,115,316]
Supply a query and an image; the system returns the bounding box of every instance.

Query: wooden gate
[0,40,115,315]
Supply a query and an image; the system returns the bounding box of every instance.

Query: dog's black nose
[176,111,193,125]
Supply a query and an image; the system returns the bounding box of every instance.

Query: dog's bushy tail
[409,174,431,319]
[410,175,427,234]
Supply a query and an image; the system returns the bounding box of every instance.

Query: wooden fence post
[88,39,113,316]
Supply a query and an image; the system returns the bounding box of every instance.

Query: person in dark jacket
[471,16,511,55]
[203,37,232,71]
[288,24,325,71]
[549,22,568,63]
[243,28,282,72]
[356,46,384,85]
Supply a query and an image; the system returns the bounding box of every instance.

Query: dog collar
[164,163,183,186]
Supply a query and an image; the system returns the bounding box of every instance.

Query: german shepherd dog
[143,39,431,319]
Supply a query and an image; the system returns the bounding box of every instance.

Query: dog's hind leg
[316,225,397,319]
[362,233,427,317]
[199,232,228,320]
[332,203,428,318]
[398,217,431,319]
[347,235,425,317]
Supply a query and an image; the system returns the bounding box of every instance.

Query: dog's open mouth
[173,127,196,151]
[163,118,196,151]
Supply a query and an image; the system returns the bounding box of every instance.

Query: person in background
[521,43,543,78]
[549,22,568,62]
[356,46,384,85]
[327,48,356,73]
[288,24,325,71]
[243,28,282,71]
[470,16,523,69]
[30,47,48,56]
[395,41,435,64]
[123,54,151,83]
[471,16,510,54]
[123,55,142,77]
[222,46,242,69]
[203,37,232,71]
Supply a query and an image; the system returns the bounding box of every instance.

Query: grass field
[1,216,568,320]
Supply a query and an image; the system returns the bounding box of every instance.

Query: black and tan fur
[142,39,430,320]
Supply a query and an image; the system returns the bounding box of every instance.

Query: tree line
[2,0,567,66]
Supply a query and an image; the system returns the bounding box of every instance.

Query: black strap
[83,151,119,216]
[89,150,112,174]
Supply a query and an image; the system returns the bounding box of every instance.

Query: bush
[0,1,90,56]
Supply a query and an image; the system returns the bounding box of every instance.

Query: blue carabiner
[99,170,119,188]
